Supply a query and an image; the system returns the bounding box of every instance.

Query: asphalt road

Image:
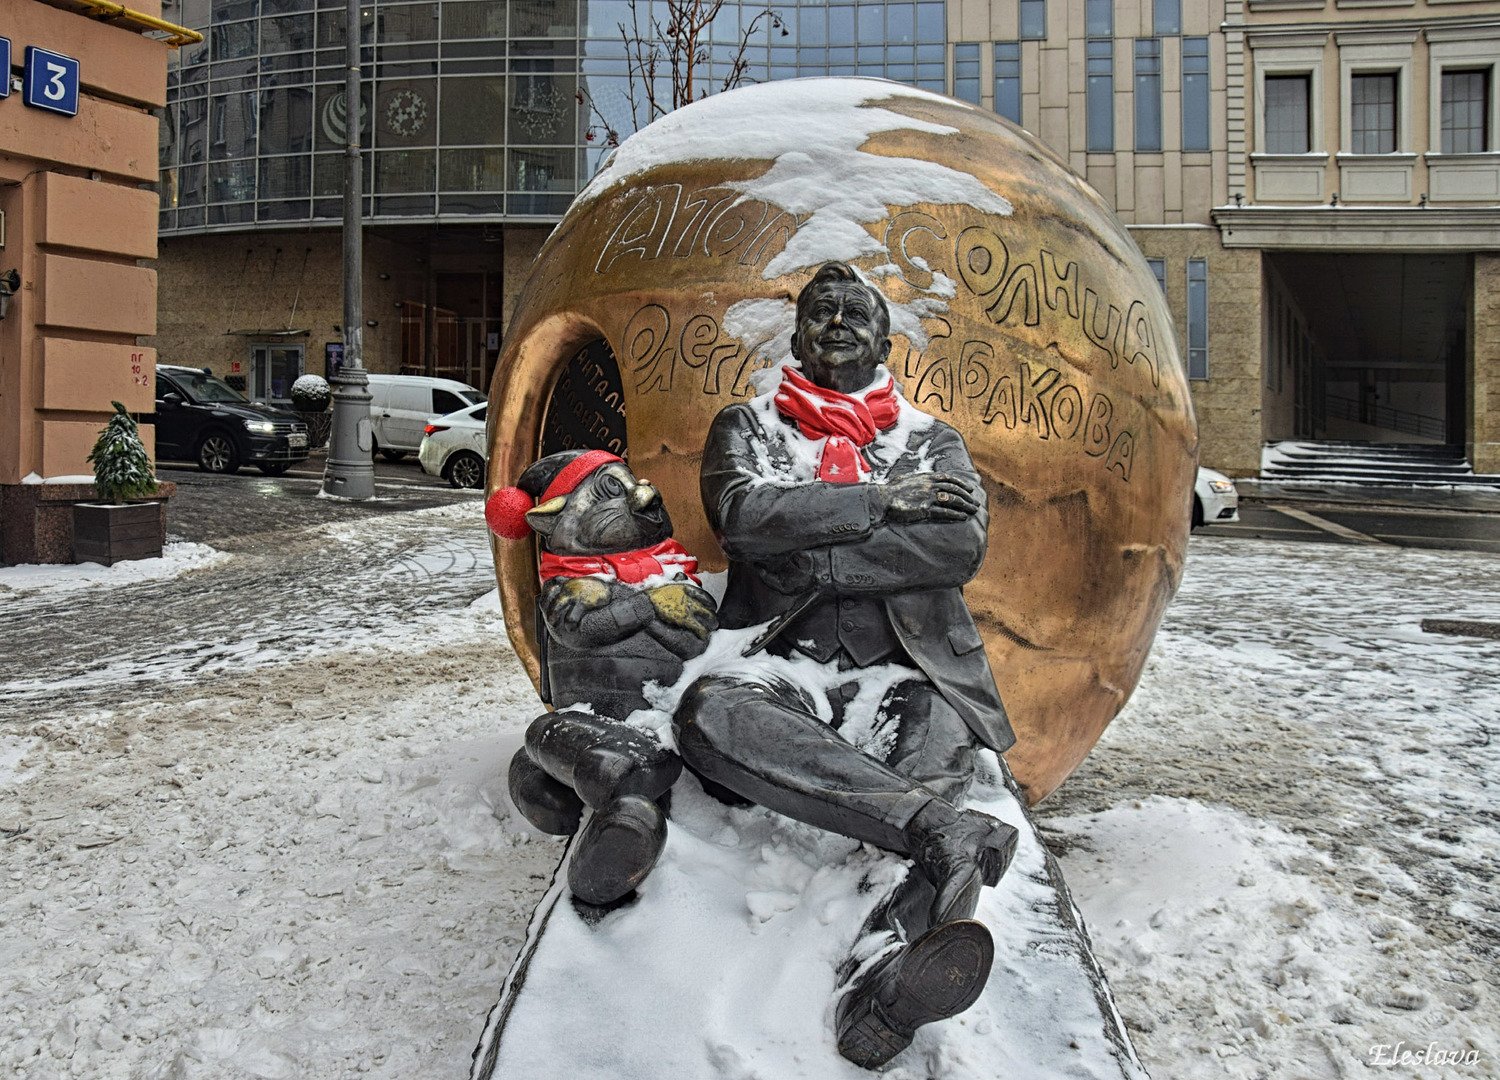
[159,453,1500,555]
[1199,500,1500,554]
[158,452,480,550]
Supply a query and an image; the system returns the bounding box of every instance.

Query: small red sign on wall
[231,361,241,373]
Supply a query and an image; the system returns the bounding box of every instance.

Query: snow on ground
[2,506,1497,1079]
[0,542,230,594]
[0,504,494,708]
[1048,537,1499,1079]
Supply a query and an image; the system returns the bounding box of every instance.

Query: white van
[365,374,485,460]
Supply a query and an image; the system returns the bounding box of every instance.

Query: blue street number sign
[0,39,11,98]
[23,46,80,117]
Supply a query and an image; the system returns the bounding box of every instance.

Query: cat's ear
[525,495,567,537]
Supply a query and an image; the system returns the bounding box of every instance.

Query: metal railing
[1324,393,1446,441]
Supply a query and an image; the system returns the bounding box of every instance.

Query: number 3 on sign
[23,47,80,118]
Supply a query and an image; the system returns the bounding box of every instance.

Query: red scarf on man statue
[773,365,900,484]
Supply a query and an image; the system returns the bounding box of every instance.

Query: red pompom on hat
[485,486,535,540]
[484,449,623,541]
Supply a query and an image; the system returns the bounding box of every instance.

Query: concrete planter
[73,501,166,566]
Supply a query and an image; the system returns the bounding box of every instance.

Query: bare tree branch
[578,0,787,167]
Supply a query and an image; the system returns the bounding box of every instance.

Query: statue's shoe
[567,794,668,906]
[508,749,584,836]
[913,812,1019,927]
[836,919,995,1070]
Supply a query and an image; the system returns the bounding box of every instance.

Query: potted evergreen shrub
[74,402,165,565]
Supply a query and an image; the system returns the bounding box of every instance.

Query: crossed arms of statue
[539,577,718,658]
[701,405,989,597]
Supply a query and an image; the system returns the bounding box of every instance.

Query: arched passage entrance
[1263,251,1470,446]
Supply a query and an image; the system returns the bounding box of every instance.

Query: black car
[152,365,310,475]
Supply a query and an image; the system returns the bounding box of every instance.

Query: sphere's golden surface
[488,80,1196,803]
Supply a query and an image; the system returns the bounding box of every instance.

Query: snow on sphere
[485,77,1197,802]
[291,374,332,413]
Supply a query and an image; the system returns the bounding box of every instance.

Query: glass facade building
[159,0,949,233]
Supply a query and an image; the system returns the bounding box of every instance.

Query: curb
[1235,484,1500,516]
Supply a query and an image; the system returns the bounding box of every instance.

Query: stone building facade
[150,0,1500,475]
[0,0,193,562]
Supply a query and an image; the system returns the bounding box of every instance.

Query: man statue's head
[790,261,893,393]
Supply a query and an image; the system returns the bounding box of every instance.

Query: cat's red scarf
[540,539,700,586]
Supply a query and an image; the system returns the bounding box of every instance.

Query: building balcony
[1425,153,1500,203]
[1251,153,1329,202]
[1336,153,1417,202]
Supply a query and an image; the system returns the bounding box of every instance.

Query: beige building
[0,0,195,563]
[948,0,1500,476]
[151,0,1499,477]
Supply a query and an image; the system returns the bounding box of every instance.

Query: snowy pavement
[2,501,1497,1079]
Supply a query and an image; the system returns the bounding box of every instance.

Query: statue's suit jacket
[700,395,1015,753]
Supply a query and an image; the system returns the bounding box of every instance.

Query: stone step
[1260,469,1500,488]
[1261,441,1500,489]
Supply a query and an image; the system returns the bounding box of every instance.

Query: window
[1441,69,1490,153]
[1135,40,1162,151]
[917,3,945,43]
[1019,0,1046,40]
[1086,0,1113,38]
[1350,72,1397,153]
[1187,258,1208,379]
[1147,258,1166,293]
[954,42,981,104]
[994,43,1021,123]
[433,388,466,415]
[887,3,916,44]
[1153,0,1180,37]
[1182,37,1210,151]
[1087,40,1114,151]
[1264,74,1310,153]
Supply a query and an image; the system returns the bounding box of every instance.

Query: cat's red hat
[485,449,622,540]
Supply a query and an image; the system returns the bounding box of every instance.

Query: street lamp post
[322,0,375,500]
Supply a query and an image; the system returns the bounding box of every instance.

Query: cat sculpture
[485,449,718,906]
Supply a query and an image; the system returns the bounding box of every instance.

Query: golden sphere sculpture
[487,78,1197,803]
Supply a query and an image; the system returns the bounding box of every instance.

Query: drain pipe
[63,0,203,45]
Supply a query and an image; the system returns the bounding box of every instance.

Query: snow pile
[21,473,97,485]
[479,743,1144,1080]
[0,643,550,1080]
[0,734,40,785]
[1,503,498,706]
[1046,536,1500,1077]
[0,542,229,594]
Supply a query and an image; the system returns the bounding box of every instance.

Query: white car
[366,374,485,461]
[1194,466,1240,528]
[418,401,488,489]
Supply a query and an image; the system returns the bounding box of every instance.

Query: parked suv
[152,365,310,475]
[365,374,484,461]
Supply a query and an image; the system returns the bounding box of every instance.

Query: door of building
[250,343,305,403]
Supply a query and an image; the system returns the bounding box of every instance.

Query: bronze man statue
[672,261,1020,1068]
